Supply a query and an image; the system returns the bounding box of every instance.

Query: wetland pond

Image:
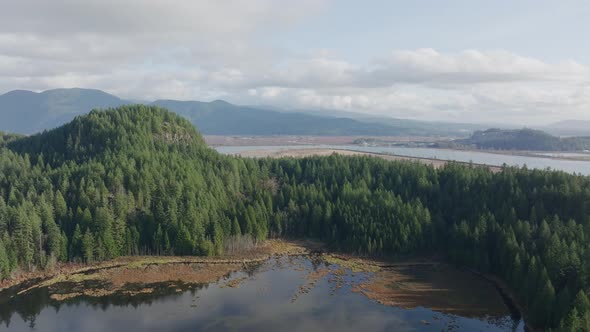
[0,255,525,332]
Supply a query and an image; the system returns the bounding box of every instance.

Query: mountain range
[541,120,590,137]
[0,88,484,137]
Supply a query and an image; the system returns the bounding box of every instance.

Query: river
[215,145,590,175]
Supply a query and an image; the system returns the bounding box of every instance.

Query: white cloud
[379,49,588,83]
[0,1,589,125]
[219,49,588,89]
[217,50,590,124]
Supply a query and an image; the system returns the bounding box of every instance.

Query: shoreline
[0,239,533,331]
[232,148,504,172]
[432,146,590,162]
[208,137,590,162]
[0,239,318,293]
[466,268,537,332]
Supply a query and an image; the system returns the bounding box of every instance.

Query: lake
[0,255,525,332]
[215,145,590,175]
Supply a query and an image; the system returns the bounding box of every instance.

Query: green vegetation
[450,128,590,151]
[0,105,589,330]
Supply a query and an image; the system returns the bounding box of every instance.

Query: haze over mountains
[451,128,590,151]
[541,120,590,137]
[1,88,588,138]
[0,89,125,134]
[0,88,486,137]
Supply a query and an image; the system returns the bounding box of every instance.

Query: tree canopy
[0,105,588,330]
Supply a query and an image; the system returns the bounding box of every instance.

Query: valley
[3,3,589,331]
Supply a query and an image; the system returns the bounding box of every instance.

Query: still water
[215,145,590,175]
[1,256,525,332]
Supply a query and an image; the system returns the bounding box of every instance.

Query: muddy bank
[467,268,537,332]
[2,253,525,332]
[0,241,528,331]
[307,254,530,330]
[353,264,508,317]
[1,239,321,294]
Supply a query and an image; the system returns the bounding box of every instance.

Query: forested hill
[453,128,590,151]
[0,106,589,330]
[8,105,207,165]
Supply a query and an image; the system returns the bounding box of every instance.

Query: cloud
[206,49,588,89]
[203,49,589,124]
[0,1,325,95]
[0,1,589,125]
[2,1,320,36]
[374,49,588,84]
[195,49,589,124]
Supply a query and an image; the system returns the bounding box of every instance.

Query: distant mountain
[450,128,590,151]
[266,106,490,135]
[548,120,590,129]
[0,88,126,134]
[150,99,467,136]
[0,88,475,136]
[542,120,590,137]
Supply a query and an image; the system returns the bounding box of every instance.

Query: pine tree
[0,239,10,279]
[82,229,95,263]
[231,217,241,236]
[53,190,67,222]
[71,224,83,259]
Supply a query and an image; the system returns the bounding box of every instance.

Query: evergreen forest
[0,106,588,330]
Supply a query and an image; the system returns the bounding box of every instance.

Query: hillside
[0,88,126,134]
[8,105,207,165]
[2,105,269,260]
[0,106,588,329]
[0,88,471,136]
[452,128,590,151]
[151,99,441,136]
[254,105,487,136]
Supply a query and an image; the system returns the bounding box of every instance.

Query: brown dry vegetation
[221,276,250,288]
[302,253,512,319]
[204,135,444,146]
[4,239,515,322]
[353,264,509,318]
[7,239,321,298]
[107,263,242,287]
[291,267,332,303]
[205,135,357,146]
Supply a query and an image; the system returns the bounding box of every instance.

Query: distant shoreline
[432,146,590,162]
[205,135,590,162]
[231,148,504,173]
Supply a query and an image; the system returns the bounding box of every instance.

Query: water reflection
[0,256,525,332]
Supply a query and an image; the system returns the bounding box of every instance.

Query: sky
[1,0,589,125]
